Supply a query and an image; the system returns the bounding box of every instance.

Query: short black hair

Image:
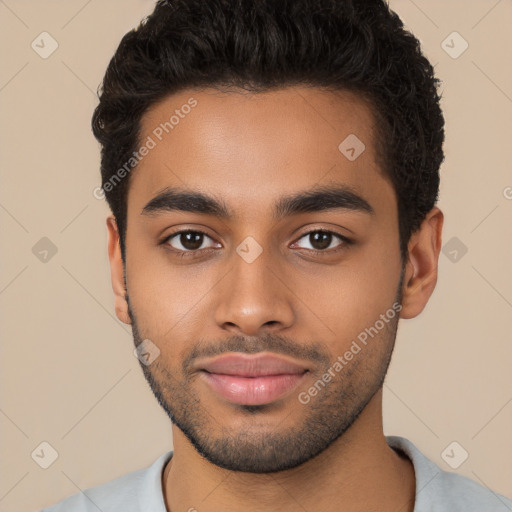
[92,0,444,264]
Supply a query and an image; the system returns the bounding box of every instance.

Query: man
[41,0,511,510]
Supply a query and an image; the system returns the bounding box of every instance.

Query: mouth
[196,353,309,406]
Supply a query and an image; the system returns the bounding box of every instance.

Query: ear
[399,207,444,319]
[106,215,132,325]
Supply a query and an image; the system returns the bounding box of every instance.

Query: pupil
[311,231,331,250]
[182,232,203,250]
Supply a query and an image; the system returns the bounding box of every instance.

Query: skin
[106,86,443,512]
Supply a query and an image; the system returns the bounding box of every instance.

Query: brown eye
[164,230,216,252]
[294,230,349,252]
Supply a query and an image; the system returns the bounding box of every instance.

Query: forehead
[127,86,393,218]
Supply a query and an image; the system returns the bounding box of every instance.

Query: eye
[163,229,219,253]
[293,229,351,252]
[161,228,352,257]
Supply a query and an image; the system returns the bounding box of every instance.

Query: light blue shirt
[39,436,512,511]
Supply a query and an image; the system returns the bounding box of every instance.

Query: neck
[162,390,415,512]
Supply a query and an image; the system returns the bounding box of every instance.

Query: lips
[197,353,308,406]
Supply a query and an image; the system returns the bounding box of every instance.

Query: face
[116,86,407,472]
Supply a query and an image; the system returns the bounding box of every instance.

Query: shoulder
[38,451,173,512]
[429,469,511,511]
[386,436,512,512]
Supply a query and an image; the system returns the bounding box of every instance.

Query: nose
[214,244,295,337]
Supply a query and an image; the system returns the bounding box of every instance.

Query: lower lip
[200,371,306,405]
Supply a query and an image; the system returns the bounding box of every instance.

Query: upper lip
[197,353,309,377]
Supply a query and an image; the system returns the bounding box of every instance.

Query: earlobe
[106,216,132,325]
[399,207,444,319]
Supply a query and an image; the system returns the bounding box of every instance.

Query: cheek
[126,249,217,339]
[296,239,402,347]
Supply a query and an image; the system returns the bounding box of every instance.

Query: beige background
[0,1,511,510]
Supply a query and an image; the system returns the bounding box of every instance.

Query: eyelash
[160,228,353,258]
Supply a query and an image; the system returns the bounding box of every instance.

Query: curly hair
[92,0,444,263]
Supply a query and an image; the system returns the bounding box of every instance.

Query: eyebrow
[141,184,375,220]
